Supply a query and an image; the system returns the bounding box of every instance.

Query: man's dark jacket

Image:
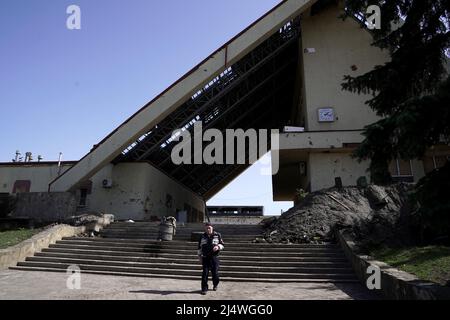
[197,231,225,257]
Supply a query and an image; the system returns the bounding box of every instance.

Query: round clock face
[318,108,334,122]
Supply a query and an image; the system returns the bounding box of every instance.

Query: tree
[341,0,450,240]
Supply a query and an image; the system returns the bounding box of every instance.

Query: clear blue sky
[0,0,292,214]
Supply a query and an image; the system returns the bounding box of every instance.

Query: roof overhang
[49,0,317,196]
[272,130,365,200]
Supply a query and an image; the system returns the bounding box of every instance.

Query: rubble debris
[63,212,104,227]
[263,183,414,248]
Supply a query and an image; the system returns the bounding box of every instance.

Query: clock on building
[318,108,335,122]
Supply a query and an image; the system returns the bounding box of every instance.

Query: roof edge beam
[49,0,316,192]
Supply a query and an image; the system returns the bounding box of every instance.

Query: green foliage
[354,78,450,184]
[411,162,450,241]
[342,0,450,166]
[0,228,41,249]
[295,188,309,202]
[371,245,450,285]
[342,0,450,239]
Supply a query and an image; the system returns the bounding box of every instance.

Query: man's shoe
[201,291,207,295]
[213,286,218,291]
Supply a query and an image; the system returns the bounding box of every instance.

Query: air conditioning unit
[102,179,113,188]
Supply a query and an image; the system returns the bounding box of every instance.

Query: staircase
[10,222,358,282]
[99,221,266,242]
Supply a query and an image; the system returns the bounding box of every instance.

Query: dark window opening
[12,180,31,193]
[79,189,88,207]
[389,159,414,182]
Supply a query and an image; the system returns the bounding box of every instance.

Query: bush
[411,161,450,244]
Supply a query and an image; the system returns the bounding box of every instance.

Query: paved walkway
[0,269,380,300]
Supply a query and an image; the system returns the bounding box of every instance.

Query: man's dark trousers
[201,255,220,291]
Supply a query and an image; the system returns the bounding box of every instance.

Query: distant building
[207,206,265,225]
[207,206,264,217]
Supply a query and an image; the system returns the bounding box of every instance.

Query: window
[198,210,204,221]
[78,180,92,207]
[184,203,193,223]
[79,189,88,207]
[423,155,450,174]
[165,194,173,209]
[389,159,413,182]
[12,180,31,193]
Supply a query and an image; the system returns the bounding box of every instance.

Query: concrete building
[207,206,265,225]
[1,0,449,221]
[0,161,205,222]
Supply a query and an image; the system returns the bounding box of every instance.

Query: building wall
[308,152,371,191]
[0,164,72,193]
[275,4,404,195]
[411,160,426,181]
[88,163,205,221]
[300,4,389,132]
[208,216,265,225]
[0,162,205,222]
[308,153,427,192]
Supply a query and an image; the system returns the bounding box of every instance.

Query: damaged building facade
[1,0,449,221]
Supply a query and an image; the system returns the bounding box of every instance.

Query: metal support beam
[116,23,300,164]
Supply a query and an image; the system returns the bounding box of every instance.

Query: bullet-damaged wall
[88,163,205,221]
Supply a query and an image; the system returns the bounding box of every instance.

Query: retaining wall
[13,192,77,223]
[0,214,114,270]
[336,229,450,300]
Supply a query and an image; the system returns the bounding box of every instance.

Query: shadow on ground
[304,283,382,300]
[130,289,201,296]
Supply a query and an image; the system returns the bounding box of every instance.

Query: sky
[0,0,292,215]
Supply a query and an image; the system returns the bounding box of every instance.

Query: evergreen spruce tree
[341,0,450,240]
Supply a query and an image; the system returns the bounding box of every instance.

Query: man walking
[197,222,224,295]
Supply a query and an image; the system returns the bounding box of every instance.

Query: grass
[0,228,43,249]
[371,246,450,286]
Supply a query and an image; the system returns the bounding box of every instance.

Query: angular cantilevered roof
[49,0,317,197]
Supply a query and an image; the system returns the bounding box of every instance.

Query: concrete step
[41,248,348,263]
[100,233,263,239]
[34,252,351,268]
[109,222,261,226]
[56,240,341,253]
[25,256,354,274]
[48,243,346,257]
[104,228,264,234]
[62,237,339,248]
[100,230,265,236]
[106,225,264,229]
[99,235,263,242]
[108,222,160,226]
[15,261,357,280]
[99,233,264,239]
[10,266,359,283]
[106,224,264,231]
[100,229,264,235]
[10,221,358,283]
